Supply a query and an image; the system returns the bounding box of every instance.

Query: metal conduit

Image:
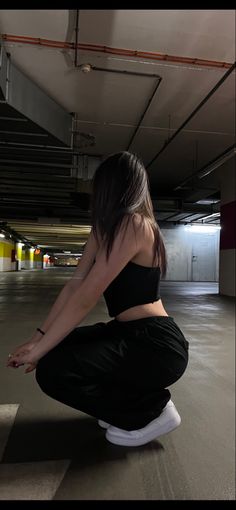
[126,77,162,151]
[72,16,163,155]
[74,10,79,67]
[146,61,236,169]
[174,144,236,191]
[1,34,233,70]
[85,65,162,151]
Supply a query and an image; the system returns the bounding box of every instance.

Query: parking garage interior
[0,9,235,501]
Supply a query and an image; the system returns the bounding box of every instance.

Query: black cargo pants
[35,316,189,430]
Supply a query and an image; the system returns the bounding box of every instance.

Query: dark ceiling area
[0,10,235,252]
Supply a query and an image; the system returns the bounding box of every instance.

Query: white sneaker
[98,419,110,429]
[105,400,181,447]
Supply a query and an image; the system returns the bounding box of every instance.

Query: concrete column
[0,239,15,271]
[219,158,236,297]
[16,242,23,271]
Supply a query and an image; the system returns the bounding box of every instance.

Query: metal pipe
[0,142,72,152]
[0,140,102,157]
[91,66,161,79]
[0,116,28,122]
[0,158,72,168]
[89,65,162,151]
[198,145,236,179]
[146,61,236,169]
[74,10,79,67]
[0,130,48,137]
[1,34,233,70]
[174,144,236,190]
[5,52,10,102]
[127,77,162,151]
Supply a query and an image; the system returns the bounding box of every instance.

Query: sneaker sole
[98,420,110,429]
[105,414,181,446]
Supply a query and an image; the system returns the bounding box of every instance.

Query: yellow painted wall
[0,240,15,257]
[0,240,43,270]
[16,243,22,261]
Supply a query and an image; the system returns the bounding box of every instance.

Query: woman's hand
[6,341,40,374]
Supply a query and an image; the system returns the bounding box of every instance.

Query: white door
[191,233,218,281]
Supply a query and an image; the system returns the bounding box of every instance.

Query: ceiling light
[185,225,221,233]
[196,199,220,205]
[0,233,5,238]
[200,212,220,221]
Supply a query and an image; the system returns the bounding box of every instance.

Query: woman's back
[96,214,169,321]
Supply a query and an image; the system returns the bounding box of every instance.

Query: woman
[7,151,189,447]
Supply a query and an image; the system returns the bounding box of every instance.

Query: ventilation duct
[0,43,71,146]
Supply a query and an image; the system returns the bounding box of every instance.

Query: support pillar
[219,158,236,296]
[16,242,23,271]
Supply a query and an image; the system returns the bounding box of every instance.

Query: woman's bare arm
[31,214,142,361]
[31,228,98,343]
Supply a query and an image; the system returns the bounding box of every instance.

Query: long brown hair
[90,151,167,277]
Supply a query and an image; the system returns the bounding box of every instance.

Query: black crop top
[103,260,161,317]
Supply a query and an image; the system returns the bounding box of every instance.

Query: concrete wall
[161,224,220,281]
[0,239,16,271]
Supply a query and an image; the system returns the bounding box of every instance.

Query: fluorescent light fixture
[54,253,82,256]
[0,233,5,238]
[200,212,220,221]
[185,225,221,233]
[196,199,220,205]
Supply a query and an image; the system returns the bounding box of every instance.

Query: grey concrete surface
[0,268,235,500]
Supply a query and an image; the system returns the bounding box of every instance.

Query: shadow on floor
[1,417,164,465]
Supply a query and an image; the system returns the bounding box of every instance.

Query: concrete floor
[0,267,235,500]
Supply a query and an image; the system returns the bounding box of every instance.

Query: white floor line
[0,404,19,462]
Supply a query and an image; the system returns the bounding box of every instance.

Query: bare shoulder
[132,212,143,229]
[117,213,145,246]
[131,213,154,240]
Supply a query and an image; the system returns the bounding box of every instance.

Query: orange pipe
[1,33,232,69]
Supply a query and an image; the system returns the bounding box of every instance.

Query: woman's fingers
[24,363,37,374]
[7,349,28,366]
[7,358,35,371]
[8,360,24,368]
[7,353,26,368]
[6,345,38,372]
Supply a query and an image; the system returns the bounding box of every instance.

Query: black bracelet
[37,327,45,335]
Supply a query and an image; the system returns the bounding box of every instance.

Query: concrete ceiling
[0,9,235,253]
